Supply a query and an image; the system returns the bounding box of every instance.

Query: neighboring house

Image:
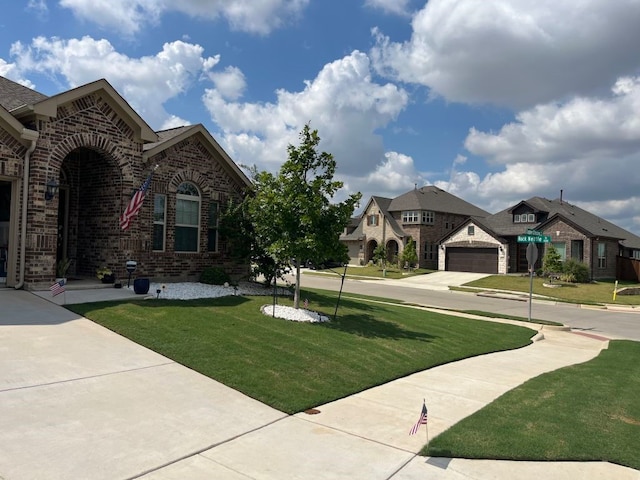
[341,185,489,269]
[438,195,640,280]
[0,76,251,289]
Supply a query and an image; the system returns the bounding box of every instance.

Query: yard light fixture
[45,178,60,201]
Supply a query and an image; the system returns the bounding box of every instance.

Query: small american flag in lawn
[119,171,153,230]
[50,279,65,297]
[409,400,428,435]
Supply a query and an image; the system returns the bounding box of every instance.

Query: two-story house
[438,195,640,279]
[341,185,489,269]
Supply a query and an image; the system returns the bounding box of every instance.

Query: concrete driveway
[387,271,490,290]
[1,288,637,480]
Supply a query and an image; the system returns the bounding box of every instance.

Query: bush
[559,272,576,283]
[562,259,590,283]
[200,266,231,285]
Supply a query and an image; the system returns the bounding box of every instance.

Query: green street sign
[526,228,542,236]
[517,234,552,243]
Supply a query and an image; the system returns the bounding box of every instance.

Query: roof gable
[10,78,157,143]
[143,124,251,188]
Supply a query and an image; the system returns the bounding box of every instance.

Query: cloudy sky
[2,0,640,234]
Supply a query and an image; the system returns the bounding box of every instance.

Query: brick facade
[0,81,250,288]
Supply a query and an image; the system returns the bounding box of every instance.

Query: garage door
[445,247,498,274]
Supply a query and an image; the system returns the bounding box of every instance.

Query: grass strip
[67,291,533,414]
[464,276,640,306]
[426,340,640,470]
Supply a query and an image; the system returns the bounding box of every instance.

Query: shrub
[563,258,590,283]
[200,266,231,285]
[559,272,576,283]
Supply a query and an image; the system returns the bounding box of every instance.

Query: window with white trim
[402,211,420,223]
[152,194,166,251]
[175,182,200,252]
[467,225,475,236]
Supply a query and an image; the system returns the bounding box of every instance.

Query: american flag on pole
[409,400,428,435]
[119,171,153,230]
[50,279,65,297]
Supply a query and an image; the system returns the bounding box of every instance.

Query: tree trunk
[294,262,301,308]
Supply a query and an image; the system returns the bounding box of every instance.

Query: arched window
[175,182,200,252]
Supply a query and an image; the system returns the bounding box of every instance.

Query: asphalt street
[292,273,640,341]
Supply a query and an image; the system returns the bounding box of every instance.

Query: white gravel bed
[146,281,327,323]
[149,281,271,300]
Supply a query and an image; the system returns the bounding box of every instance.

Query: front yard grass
[426,340,640,471]
[67,291,533,414]
[463,276,640,305]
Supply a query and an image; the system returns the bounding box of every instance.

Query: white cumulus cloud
[7,36,220,128]
[202,50,410,185]
[370,0,640,109]
[59,0,309,36]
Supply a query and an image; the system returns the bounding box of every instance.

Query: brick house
[0,76,251,289]
[438,196,640,279]
[341,185,489,269]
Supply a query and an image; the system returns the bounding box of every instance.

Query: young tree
[372,244,387,268]
[246,125,361,308]
[401,237,418,270]
[542,244,563,276]
[218,198,290,286]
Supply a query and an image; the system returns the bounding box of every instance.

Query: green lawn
[426,340,640,471]
[462,275,640,305]
[67,291,533,414]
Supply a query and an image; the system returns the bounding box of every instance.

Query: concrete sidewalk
[1,288,638,479]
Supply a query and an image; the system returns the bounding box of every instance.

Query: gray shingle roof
[388,185,489,217]
[0,76,48,111]
[486,197,640,249]
[142,125,196,151]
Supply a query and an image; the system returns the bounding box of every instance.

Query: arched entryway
[386,239,399,265]
[366,239,378,264]
[56,147,123,278]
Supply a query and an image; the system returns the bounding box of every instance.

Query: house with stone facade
[341,185,489,269]
[0,76,250,289]
[438,196,640,280]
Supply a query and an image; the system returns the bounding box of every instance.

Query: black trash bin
[133,278,150,294]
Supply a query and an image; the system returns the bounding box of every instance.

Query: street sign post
[525,242,538,322]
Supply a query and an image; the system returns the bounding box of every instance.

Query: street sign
[526,228,542,236]
[517,234,552,243]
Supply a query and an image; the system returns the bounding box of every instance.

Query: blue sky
[2,0,640,234]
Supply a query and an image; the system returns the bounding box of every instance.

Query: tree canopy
[245,125,361,308]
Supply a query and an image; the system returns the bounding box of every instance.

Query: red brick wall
[8,91,248,287]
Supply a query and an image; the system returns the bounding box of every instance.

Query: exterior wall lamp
[45,179,60,201]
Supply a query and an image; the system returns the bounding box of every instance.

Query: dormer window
[514,213,535,223]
